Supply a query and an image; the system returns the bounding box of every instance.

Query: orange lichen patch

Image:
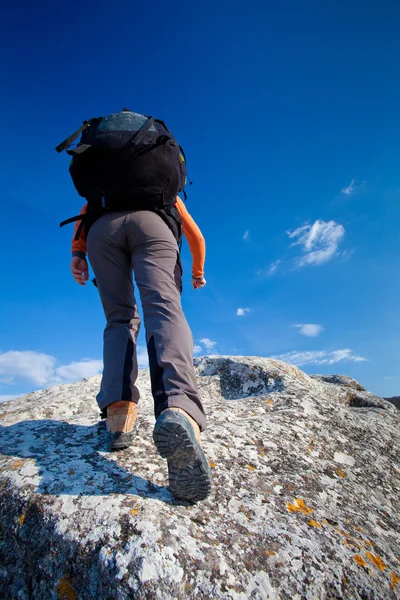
[57,573,78,600]
[265,399,273,405]
[262,550,277,557]
[19,515,25,525]
[353,555,367,567]
[246,465,256,471]
[366,552,387,571]
[390,572,400,590]
[344,539,362,550]
[363,540,375,548]
[333,527,353,540]
[9,459,26,470]
[354,526,364,533]
[308,520,322,528]
[287,498,313,515]
[209,462,216,468]
[239,507,251,518]
[130,509,139,515]
[336,468,347,478]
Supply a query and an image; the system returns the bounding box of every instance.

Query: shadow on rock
[0,419,173,502]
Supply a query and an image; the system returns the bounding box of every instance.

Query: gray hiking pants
[86,210,207,431]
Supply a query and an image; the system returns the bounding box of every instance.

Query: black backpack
[56,109,188,244]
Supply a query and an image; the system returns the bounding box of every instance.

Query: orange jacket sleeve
[70,199,206,278]
[71,204,88,257]
[175,196,206,278]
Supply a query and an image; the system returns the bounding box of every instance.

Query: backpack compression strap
[60,215,84,227]
[56,115,155,154]
[60,214,87,241]
[60,214,90,242]
[55,120,94,153]
[129,116,155,145]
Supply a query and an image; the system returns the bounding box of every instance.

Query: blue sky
[1,0,399,401]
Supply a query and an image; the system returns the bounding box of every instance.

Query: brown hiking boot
[106,401,137,450]
[153,407,212,502]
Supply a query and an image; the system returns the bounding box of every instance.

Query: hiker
[57,110,212,502]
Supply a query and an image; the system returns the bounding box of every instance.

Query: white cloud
[53,360,103,383]
[287,220,345,267]
[273,348,367,366]
[199,338,217,351]
[341,178,357,196]
[268,259,281,275]
[294,324,324,337]
[0,394,19,403]
[137,346,149,369]
[0,351,56,386]
[243,230,251,242]
[193,339,218,355]
[340,249,354,262]
[383,376,398,380]
[236,308,251,317]
[0,350,103,388]
[256,260,281,278]
[0,347,159,386]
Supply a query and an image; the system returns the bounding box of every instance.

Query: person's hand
[192,276,206,290]
[71,257,89,286]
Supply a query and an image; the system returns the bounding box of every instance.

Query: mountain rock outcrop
[385,396,400,410]
[0,356,399,599]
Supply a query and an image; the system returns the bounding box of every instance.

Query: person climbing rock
[57,109,212,502]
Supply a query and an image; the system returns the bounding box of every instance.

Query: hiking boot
[106,401,137,450]
[153,407,212,502]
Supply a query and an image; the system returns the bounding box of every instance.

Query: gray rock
[310,373,367,391]
[0,356,399,599]
[384,397,400,410]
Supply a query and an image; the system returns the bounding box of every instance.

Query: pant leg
[125,210,207,431]
[86,213,141,411]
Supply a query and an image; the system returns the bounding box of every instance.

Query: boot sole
[153,410,212,502]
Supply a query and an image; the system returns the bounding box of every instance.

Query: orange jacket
[71,196,205,278]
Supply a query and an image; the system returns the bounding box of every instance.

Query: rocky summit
[0,356,399,600]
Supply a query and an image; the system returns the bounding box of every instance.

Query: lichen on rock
[0,356,399,599]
